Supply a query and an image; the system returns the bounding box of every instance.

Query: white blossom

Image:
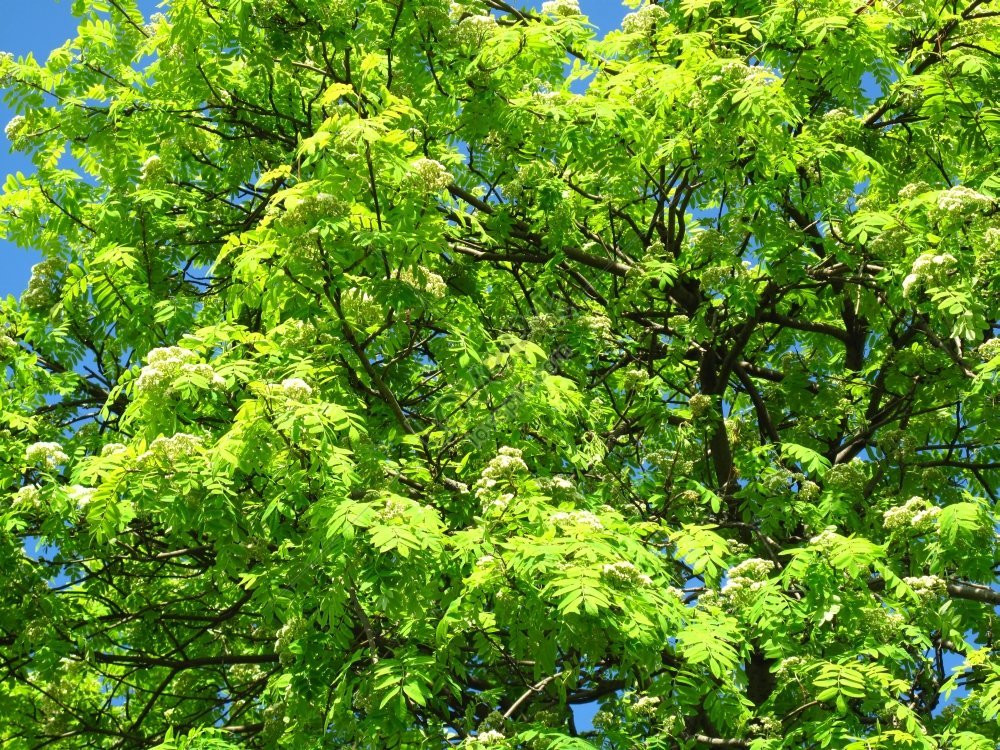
[454,14,498,46]
[135,346,224,398]
[0,51,15,86]
[752,716,782,738]
[898,181,930,201]
[550,509,604,531]
[400,266,447,298]
[409,158,453,193]
[721,574,768,608]
[4,115,27,147]
[883,496,940,532]
[12,484,42,508]
[143,12,168,36]
[134,433,204,469]
[581,312,612,339]
[541,0,581,16]
[936,185,992,216]
[101,443,128,457]
[728,557,775,581]
[21,258,64,310]
[67,485,95,508]
[475,446,529,503]
[281,191,348,229]
[903,575,946,599]
[982,226,1000,254]
[602,560,653,588]
[689,393,713,418]
[808,526,841,547]
[825,459,867,493]
[25,442,69,470]
[975,337,1000,362]
[278,377,312,401]
[774,655,808,678]
[468,729,506,745]
[621,5,668,36]
[140,154,167,184]
[631,694,660,717]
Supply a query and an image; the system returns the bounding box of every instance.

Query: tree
[1,0,999,746]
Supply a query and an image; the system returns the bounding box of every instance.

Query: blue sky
[0,1,629,299]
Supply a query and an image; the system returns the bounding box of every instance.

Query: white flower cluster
[799,479,821,502]
[751,716,782,738]
[21,258,64,310]
[808,526,841,548]
[602,560,653,589]
[454,14,498,46]
[475,447,527,496]
[468,729,505,745]
[67,485,95,508]
[621,5,669,36]
[25,442,69,470]
[869,609,906,641]
[279,192,348,230]
[275,377,312,401]
[400,266,447,298]
[475,447,528,514]
[580,312,612,339]
[868,224,909,258]
[0,51,14,86]
[883,496,940,531]
[538,476,578,500]
[773,655,808,678]
[379,496,410,522]
[139,154,168,184]
[4,115,27,148]
[135,346,224,398]
[621,368,650,391]
[408,158,453,193]
[898,181,930,201]
[550,509,604,531]
[688,393,713,418]
[688,229,729,257]
[12,484,42,508]
[541,0,581,16]
[228,662,266,685]
[592,709,615,728]
[824,459,867,493]
[903,575,946,599]
[341,287,382,327]
[721,574,768,609]
[975,337,1000,362]
[902,252,957,299]
[101,443,128,457]
[143,12,168,36]
[274,616,306,667]
[631,693,660,717]
[134,433,203,470]
[982,226,1000,254]
[728,557,775,581]
[0,333,17,359]
[936,185,992,216]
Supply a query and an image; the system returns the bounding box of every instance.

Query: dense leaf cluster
[1,0,999,748]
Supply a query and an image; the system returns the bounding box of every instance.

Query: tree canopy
[2,0,1000,747]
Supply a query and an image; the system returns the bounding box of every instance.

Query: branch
[947,581,1000,606]
[503,673,561,719]
[691,735,750,748]
[92,652,278,669]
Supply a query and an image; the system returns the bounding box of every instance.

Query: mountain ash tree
[1,0,1000,747]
